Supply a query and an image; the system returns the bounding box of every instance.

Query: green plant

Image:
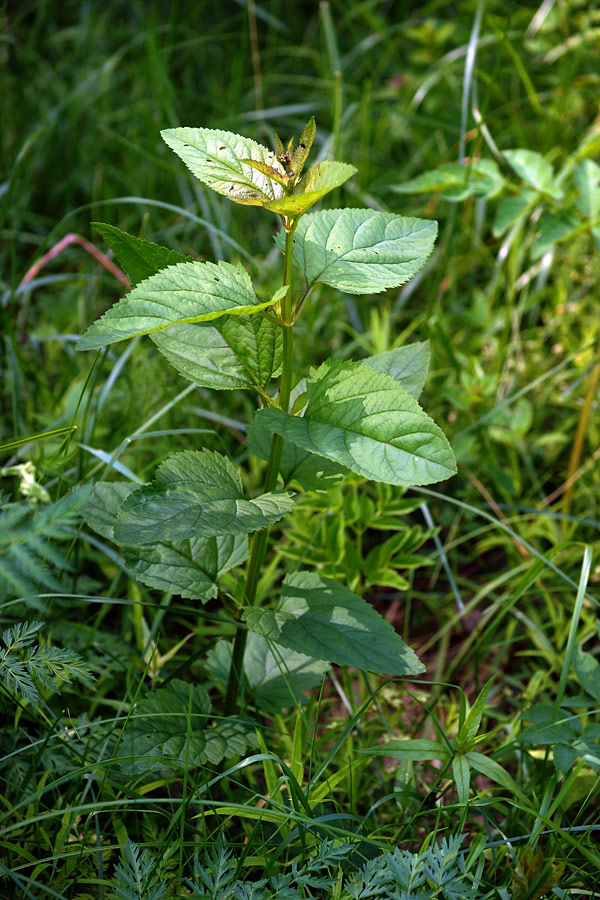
[79,119,456,727]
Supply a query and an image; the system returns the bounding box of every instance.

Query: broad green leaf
[206,633,330,713]
[151,323,254,391]
[120,679,255,774]
[114,449,295,544]
[492,191,535,237]
[360,738,451,762]
[247,414,347,491]
[465,751,527,800]
[575,159,600,220]
[78,260,286,350]
[503,149,563,199]
[553,742,578,774]
[456,675,496,751]
[161,127,285,207]
[574,644,600,701]
[255,359,456,487]
[83,482,248,601]
[220,315,283,387]
[93,223,191,285]
[393,160,503,201]
[452,753,471,804]
[152,314,282,391]
[363,341,430,398]
[244,571,424,676]
[125,534,248,602]
[83,482,136,540]
[266,161,357,216]
[531,210,580,260]
[275,209,437,294]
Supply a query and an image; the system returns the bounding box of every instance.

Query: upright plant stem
[224,225,296,716]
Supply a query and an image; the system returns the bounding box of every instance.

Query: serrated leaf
[93,223,191,285]
[531,210,580,259]
[364,341,430,398]
[255,359,456,487]
[84,482,248,601]
[574,644,600,701]
[503,149,563,199]
[78,260,285,350]
[207,633,329,713]
[83,482,136,541]
[161,127,285,206]
[219,315,283,387]
[553,742,579,774]
[151,323,253,390]
[465,751,526,800]
[247,414,347,491]
[360,738,451,761]
[114,449,295,544]
[275,209,437,294]
[453,753,471,804]
[266,161,357,216]
[120,679,254,774]
[125,534,248,602]
[393,159,503,201]
[152,314,282,391]
[244,570,424,676]
[492,191,535,237]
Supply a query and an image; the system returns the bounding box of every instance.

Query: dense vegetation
[1,1,599,897]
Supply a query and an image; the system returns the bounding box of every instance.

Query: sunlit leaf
[266,161,357,216]
[161,127,285,206]
[244,570,424,675]
[275,209,437,294]
[364,341,430,398]
[256,359,456,487]
[79,260,286,350]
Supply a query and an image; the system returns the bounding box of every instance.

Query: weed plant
[1,2,600,898]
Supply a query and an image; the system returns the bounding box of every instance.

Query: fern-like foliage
[187,836,353,900]
[109,840,167,900]
[0,489,88,601]
[346,834,485,900]
[0,620,93,703]
[109,835,485,900]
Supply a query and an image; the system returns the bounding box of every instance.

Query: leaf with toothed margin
[161,127,286,206]
[113,449,295,545]
[125,534,248,602]
[274,209,437,294]
[83,481,249,602]
[119,679,257,774]
[92,223,192,285]
[244,571,424,676]
[255,359,456,487]
[151,313,282,392]
[78,260,286,350]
